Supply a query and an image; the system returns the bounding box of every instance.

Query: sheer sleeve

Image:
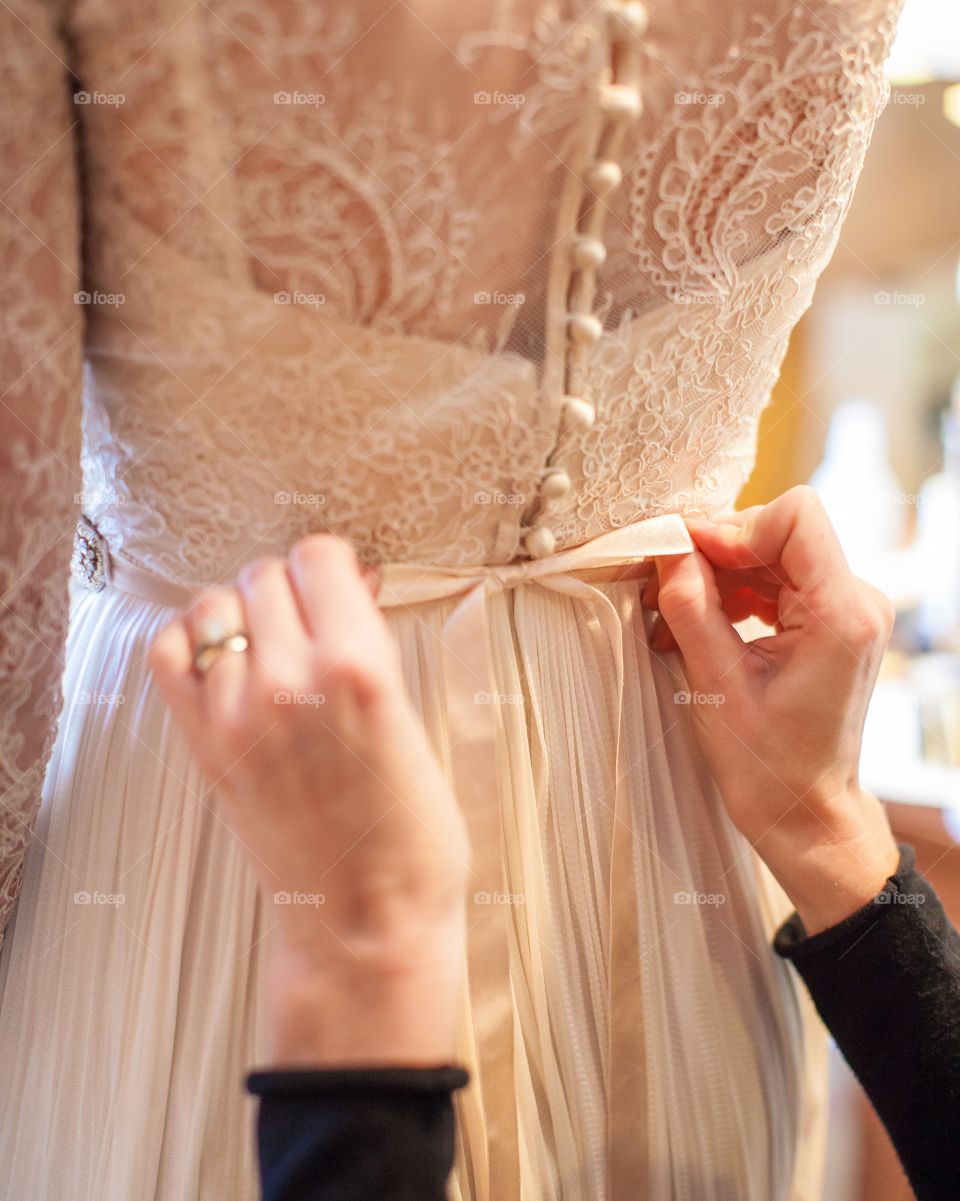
[0,0,83,945]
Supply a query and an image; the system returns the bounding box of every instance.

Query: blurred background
[741,2,960,1195]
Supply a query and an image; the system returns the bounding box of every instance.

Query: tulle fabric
[0,571,822,1200]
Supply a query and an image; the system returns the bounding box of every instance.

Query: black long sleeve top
[248,845,960,1201]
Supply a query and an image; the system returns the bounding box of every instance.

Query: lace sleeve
[0,0,83,945]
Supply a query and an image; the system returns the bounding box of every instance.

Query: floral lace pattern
[0,0,900,940]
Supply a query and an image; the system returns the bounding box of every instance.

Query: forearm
[775,845,960,1200]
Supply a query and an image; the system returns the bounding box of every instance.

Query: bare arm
[0,0,84,943]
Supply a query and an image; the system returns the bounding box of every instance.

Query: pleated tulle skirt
[0,573,825,1201]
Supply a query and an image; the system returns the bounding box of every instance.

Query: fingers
[653,551,746,689]
[287,535,402,702]
[287,536,380,640]
[149,615,201,724]
[685,486,848,591]
[237,556,310,673]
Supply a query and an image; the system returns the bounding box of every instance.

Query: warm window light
[944,83,960,129]
[886,0,960,84]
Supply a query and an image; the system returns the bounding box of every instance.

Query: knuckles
[237,555,286,591]
[288,533,359,578]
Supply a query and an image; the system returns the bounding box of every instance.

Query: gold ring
[192,618,251,676]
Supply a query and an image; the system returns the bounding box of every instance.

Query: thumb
[654,551,746,694]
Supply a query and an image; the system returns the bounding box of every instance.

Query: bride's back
[62,0,899,582]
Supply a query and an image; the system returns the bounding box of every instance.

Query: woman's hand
[647,486,900,935]
[150,535,470,1066]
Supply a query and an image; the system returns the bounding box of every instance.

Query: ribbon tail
[540,572,648,1193]
[438,577,520,1200]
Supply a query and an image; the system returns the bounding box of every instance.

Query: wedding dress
[0,1,901,1198]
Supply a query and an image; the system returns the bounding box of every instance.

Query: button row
[521,2,647,561]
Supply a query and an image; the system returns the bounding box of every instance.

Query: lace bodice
[0,0,901,935]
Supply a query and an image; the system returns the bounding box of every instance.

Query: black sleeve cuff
[246,1066,469,1201]
[247,1065,470,1098]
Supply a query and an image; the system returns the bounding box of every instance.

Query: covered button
[609,1,650,39]
[568,312,604,345]
[541,468,572,500]
[570,235,607,271]
[599,83,642,121]
[586,159,623,195]
[561,396,596,430]
[524,525,557,559]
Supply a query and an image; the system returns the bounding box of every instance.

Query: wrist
[266,922,465,1068]
[753,788,900,936]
